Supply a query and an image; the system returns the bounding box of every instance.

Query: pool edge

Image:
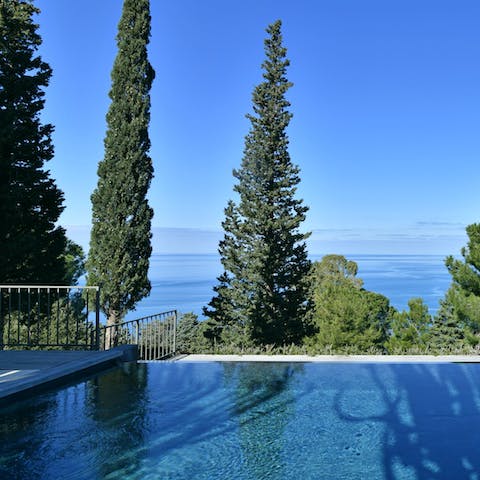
[176,354,480,363]
[0,347,135,407]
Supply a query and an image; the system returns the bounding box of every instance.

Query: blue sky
[35,0,480,254]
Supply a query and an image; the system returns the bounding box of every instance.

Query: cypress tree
[0,0,67,284]
[205,20,311,346]
[87,0,155,326]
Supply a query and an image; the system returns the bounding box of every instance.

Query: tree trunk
[105,310,120,349]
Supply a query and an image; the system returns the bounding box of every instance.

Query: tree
[176,312,201,353]
[87,0,155,327]
[437,284,480,338]
[307,255,393,351]
[0,0,67,284]
[62,239,85,285]
[386,297,431,352]
[204,20,311,346]
[431,223,480,350]
[445,224,480,297]
[310,254,363,289]
[429,308,469,353]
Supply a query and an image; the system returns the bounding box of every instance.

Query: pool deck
[177,354,480,363]
[0,346,136,406]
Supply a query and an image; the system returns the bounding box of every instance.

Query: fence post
[95,287,100,350]
[173,310,177,356]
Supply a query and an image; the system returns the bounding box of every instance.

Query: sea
[123,254,453,321]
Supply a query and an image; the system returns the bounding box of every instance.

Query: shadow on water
[334,362,480,479]
[223,362,302,480]
[131,363,240,457]
[83,362,242,478]
[129,362,301,479]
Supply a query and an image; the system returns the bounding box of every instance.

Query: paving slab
[0,349,130,405]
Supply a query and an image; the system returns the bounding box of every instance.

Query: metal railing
[0,285,177,359]
[0,285,100,350]
[101,310,177,360]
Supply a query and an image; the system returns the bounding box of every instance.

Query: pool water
[2,362,480,479]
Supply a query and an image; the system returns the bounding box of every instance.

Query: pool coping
[176,354,480,363]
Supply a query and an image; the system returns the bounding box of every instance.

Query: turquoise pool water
[2,362,480,479]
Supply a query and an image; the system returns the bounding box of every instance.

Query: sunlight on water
[2,362,480,479]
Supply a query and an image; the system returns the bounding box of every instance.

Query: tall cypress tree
[0,0,67,284]
[87,0,155,326]
[205,20,311,346]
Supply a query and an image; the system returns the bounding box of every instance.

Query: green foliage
[0,0,68,284]
[205,20,312,346]
[439,285,480,335]
[445,224,480,297]
[385,297,431,352]
[87,0,155,325]
[431,223,480,351]
[201,317,224,345]
[430,285,479,352]
[176,313,201,353]
[311,254,363,288]
[62,239,86,285]
[308,255,393,351]
[428,313,469,353]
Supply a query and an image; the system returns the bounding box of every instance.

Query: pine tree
[205,20,311,346]
[308,256,393,352]
[87,0,155,326]
[445,223,480,296]
[386,298,431,353]
[0,0,67,284]
[433,223,480,347]
[429,313,467,353]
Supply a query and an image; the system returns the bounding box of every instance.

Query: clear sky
[35,0,480,255]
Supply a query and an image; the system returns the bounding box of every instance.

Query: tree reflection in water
[86,362,149,478]
[223,362,302,480]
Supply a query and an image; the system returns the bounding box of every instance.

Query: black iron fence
[0,286,177,359]
[0,285,100,350]
[101,310,177,360]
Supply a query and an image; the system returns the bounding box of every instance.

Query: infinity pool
[1,361,480,479]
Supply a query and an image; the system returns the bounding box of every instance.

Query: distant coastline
[65,225,467,257]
